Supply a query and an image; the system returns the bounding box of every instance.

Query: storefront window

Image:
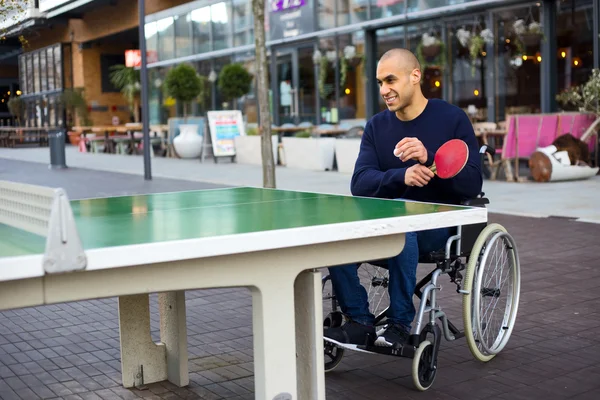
[494,5,542,120]
[146,21,158,57]
[556,0,594,97]
[212,2,232,51]
[406,23,444,100]
[233,0,253,46]
[149,67,168,125]
[445,15,493,119]
[335,33,365,120]
[157,17,175,61]
[191,6,211,54]
[174,13,192,58]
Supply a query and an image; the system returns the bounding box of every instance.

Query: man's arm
[350,121,408,199]
[437,111,483,200]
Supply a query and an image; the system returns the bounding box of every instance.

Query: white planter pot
[234,135,279,165]
[334,138,361,174]
[282,137,336,171]
[173,124,202,159]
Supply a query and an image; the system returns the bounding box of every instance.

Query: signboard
[267,0,315,41]
[207,111,245,157]
[125,50,159,67]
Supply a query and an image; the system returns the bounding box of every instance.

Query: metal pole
[139,0,152,180]
[594,0,600,70]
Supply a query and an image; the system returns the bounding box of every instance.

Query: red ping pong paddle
[429,139,469,179]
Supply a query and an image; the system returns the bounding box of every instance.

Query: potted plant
[163,63,205,158]
[217,63,253,110]
[556,68,600,144]
[59,88,92,145]
[512,18,544,48]
[416,32,446,70]
[456,26,494,77]
[7,96,23,126]
[109,64,141,122]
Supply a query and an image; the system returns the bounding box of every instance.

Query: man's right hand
[405,164,435,187]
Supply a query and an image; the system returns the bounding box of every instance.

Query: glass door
[274,43,316,125]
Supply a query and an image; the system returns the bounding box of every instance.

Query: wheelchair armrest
[479,144,496,156]
[461,192,490,207]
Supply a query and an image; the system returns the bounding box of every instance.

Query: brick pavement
[1,159,599,399]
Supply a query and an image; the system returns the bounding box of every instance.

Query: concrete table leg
[159,291,189,387]
[295,270,326,400]
[118,294,167,388]
[251,280,298,399]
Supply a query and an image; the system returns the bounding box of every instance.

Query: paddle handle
[429,162,437,174]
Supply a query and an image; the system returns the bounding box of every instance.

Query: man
[324,48,483,349]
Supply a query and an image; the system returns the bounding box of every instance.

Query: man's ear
[411,69,421,85]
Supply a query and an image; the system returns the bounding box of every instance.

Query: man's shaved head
[376,48,425,119]
[379,48,421,74]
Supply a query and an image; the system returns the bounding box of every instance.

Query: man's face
[376,57,419,113]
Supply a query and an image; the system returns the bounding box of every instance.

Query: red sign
[125,50,158,67]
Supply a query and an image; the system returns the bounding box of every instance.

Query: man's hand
[394,137,428,164]
[404,164,435,187]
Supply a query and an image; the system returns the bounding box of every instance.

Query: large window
[232,0,253,46]
[19,45,63,95]
[174,13,193,58]
[556,0,595,96]
[493,4,543,120]
[17,44,64,127]
[191,6,211,53]
[407,23,444,101]
[157,17,175,61]
[211,2,232,51]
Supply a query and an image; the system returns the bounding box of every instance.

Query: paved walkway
[0,156,599,399]
[0,147,599,222]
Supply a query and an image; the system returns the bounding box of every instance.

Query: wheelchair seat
[417,192,490,265]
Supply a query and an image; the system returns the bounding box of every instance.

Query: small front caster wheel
[412,340,437,391]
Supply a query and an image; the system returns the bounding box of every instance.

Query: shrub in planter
[217,63,253,110]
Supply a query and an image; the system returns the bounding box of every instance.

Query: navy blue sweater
[351,99,482,205]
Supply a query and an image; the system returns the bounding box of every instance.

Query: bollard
[48,128,68,169]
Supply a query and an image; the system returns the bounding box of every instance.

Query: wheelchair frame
[322,190,521,391]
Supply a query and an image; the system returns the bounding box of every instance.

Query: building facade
[2,0,599,128]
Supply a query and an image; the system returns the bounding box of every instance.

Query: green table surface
[0,187,467,259]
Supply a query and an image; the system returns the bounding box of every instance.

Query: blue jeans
[327,226,452,328]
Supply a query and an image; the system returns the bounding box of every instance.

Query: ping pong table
[0,181,486,399]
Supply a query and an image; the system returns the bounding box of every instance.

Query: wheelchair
[321,145,521,391]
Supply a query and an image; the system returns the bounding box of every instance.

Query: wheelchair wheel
[412,340,437,391]
[462,223,521,362]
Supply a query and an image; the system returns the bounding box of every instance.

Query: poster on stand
[206,110,245,157]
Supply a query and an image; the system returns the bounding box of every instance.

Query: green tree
[217,63,253,110]
[109,64,141,122]
[163,63,204,120]
[252,0,275,188]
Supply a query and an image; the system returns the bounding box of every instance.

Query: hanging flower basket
[422,43,441,58]
[513,19,544,48]
[416,33,446,70]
